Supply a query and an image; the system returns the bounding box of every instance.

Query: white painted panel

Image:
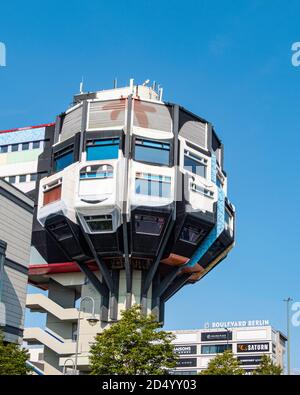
[15,181,36,194]
[79,178,113,197]
[174,333,198,343]
[198,356,211,368]
[0,160,38,177]
[236,329,268,340]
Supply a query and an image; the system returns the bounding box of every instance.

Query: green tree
[0,331,31,375]
[200,350,244,375]
[252,355,282,375]
[89,305,178,375]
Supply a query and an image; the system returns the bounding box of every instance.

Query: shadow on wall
[0,262,25,341]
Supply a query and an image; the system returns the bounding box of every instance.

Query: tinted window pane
[93,139,118,146]
[184,156,206,178]
[150,178,160,196]
[22,142,29,151]
[33,141,40,149]
[135,140,170,165]
[80,171,113,179]
[8,176,16,183]
[86,139,119,161]
[88,220,112,232]
[19,175,27,182]
[85,215,113,232]
[180,225,207,245]
[135,179,148,195]
[135,178,171,198]
[0,146,8,153]
[161,181,171,198]
[80,165,113,179]
[11,144,19,152]
[201,344,232,354]
[30,173,37,181]
[54,150,74,172]
[135,215,164,235]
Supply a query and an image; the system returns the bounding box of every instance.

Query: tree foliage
[252,355,282,375]
[0,331,31,375]
[200,350,244,375]
[89,305,178,375]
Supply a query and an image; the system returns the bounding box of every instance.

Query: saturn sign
[237,342,270,353]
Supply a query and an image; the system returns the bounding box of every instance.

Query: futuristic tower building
[33,80,235,320]
[24,81,235,373]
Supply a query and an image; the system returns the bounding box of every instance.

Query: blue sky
[1,0,300,372]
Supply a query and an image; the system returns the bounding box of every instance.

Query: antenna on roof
[142,79,150,86]
[159,87,163,101]
[113,78,118,89]
[129,78,134,91]
[79,77,84,94]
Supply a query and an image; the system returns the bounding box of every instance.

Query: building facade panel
[179,110,207,150]
[0,124,54,195]
[0,197,33,266]
[60,105,83,142]
[171,324,286,375]
[88,99,126,130]
[1,266,27,327]
[0,179,33,343]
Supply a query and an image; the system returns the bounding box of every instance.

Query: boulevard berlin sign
[204,320,270,329]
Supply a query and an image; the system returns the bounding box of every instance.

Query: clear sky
[1,0,300,372]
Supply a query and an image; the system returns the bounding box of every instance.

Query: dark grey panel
[177,358,197,368]
[0,324,23,337]
[4,258,28,275]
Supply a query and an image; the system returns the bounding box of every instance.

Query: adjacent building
[171,322,287,374]
[0,123,54,345]
[0,179,34,343]
[0,123,55,195]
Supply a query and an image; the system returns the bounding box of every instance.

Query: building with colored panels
[0,124,55,194]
